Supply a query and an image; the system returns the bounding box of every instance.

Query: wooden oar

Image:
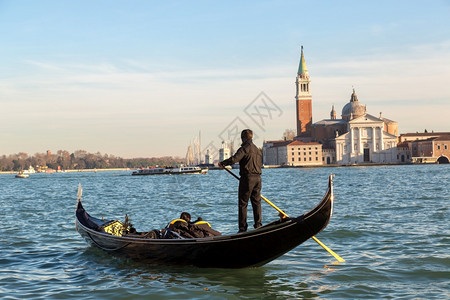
[221,166,345,263]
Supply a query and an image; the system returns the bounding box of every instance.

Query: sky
[1,0,449,158]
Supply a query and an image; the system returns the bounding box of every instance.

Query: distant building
[287,141,323,166]
[396,142,411,163]
[333,113,398,164]
[399,132,450,163]
[305,46,400,164]
[322,148,336,165]
[263,140,291,166]
[264,46,402,166]
[219,141,231,162]
[263,140,322,166]
[264,46,450,166]
[205,149,214,164]
[399,132,449,143]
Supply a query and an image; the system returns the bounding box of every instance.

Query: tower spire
[297,45,308,76]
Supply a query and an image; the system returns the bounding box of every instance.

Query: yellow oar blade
[261,195,289,218]
[312,236,345,262]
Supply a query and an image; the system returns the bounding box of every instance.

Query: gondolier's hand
[218,162,224,169]
[279,212,288,219]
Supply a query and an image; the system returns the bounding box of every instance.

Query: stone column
[358,127,362,154]
[380,127,384,150]
[350,127,354,154]
[336,143,340,163]
[372,127,376,152]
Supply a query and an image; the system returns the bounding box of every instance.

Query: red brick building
[399,132,450,163]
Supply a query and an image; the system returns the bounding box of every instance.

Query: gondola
[75,175,335,268]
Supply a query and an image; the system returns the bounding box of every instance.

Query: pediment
[334,132,349,140]
[349,113,383,125]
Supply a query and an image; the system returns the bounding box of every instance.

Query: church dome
[342,89,366,121]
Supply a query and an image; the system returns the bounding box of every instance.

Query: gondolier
[219,129,262,233]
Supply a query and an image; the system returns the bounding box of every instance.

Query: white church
[330,91,400,164]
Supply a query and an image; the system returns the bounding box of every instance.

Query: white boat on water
[23,166,36,174]
[15,171,29,178]
[132,166,207,176]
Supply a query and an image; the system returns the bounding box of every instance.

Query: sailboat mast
[198,130,201,165]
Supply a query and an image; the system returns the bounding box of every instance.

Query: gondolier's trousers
[238,174,262,232]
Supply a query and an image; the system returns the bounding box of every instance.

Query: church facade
[263,46,405,166]
[332,112,399,164]
[313,89,400,164]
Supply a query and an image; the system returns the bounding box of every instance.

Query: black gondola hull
[75,175,334,268]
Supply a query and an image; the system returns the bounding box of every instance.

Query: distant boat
[15,171,29,178]
[132,166,207,176]
[23,166,36,174]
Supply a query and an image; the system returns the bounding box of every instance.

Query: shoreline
[1,162,444,174]
[0,168,131,174]
[262,162,417,168]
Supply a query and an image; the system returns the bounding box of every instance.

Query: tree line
[0,150,185,172]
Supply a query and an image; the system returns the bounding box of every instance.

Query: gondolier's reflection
[219,129,262,233]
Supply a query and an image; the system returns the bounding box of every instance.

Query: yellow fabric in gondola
[169,219,187,225]
[194,220,211,227]
[102,220,125,236]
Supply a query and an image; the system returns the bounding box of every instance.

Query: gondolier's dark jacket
[221,139,262,177]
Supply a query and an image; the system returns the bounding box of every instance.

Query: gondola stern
[328,173,334,202]
[302,174,335,236]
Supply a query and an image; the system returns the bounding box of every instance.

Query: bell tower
[295,46,312,138]
[330,105,336,120]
